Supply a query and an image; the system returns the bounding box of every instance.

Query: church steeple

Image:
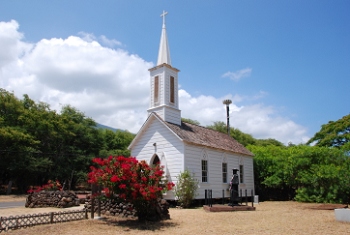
[148,11,181,125]
[157,11,171,66]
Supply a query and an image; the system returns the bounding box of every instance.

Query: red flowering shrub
[27,180,62,193]
[88,156,174,220]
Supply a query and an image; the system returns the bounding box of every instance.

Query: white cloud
[179,91,309,144]
[1,20,309,144]
[222,67,252,81]
[0,20,32,69]
[99,35,122,48]
[78,32,122,48]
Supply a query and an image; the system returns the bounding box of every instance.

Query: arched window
[151,154,160,166]
[239,157,244,184]
[222,154,228,183]
[201,151,208,183]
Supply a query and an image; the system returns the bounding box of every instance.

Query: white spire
[157,10,171,66]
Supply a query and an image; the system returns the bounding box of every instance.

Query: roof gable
[128,113,182,150]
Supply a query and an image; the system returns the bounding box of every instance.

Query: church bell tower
[147,11,181,125]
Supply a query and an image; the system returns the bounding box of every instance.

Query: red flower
[104,187,111,197]
[87,155,172,219]
[121,163,130,170]
[110,175,119,183]
[167,182,175,191]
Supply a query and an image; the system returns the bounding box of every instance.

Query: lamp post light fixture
[223,99,232,136]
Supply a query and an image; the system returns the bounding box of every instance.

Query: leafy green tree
[181,118,200,125]
[207,121,227,134]
[207,121,256,146]
[255,138,284,147]
[52,105,103,189]
[307,114,350,151]
[248,144,348,202]
[0,90,54,192]
[99,129,134,157]
[174,170,199,208]
[0,89,107,192]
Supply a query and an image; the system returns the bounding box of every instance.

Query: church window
[151,154,160,166]
[239,164,244,183]
[154,76,159,103]
[201,160,208,182]
[222,162,227,183]
[170,76,175,103]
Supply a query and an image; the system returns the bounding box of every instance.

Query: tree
[88,156,174,221]
[181,118,200,125]
[248,144,348,202]
[0,89,106,192]
[99,129,135,157]
[207,121,256,146]
[255,138,284,147]
[307,114,350,151]
[174,170,199,208]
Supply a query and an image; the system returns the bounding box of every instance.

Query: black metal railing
[204,189,213,207]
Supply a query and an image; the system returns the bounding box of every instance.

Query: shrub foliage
[174,170,198,208]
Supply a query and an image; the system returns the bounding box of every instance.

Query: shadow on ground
[98,217,179,231]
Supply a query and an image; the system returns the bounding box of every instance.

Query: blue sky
[1,1,349,144]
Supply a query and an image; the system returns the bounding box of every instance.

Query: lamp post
[223,99,232,136]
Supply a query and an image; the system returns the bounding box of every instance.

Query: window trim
[154,76,159,104]
[222,162,227,183]
[170,76,175,103]
[239,164,244,184]
[201,159,208,183]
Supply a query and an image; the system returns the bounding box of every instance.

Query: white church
[128,11,254,200]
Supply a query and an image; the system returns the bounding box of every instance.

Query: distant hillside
[96,123,119,132]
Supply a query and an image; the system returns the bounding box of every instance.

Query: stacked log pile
[84,196,170,220]
[25,190,80,208]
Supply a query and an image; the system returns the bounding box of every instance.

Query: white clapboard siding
[238,156,255,196]
[130,117,184,200]
[184,143,254,199]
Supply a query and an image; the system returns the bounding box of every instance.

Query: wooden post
[98,199,101,217]
[91,198,95,219]
[222,189,224,205]
[251,189,254,207]
[240,189,242,203]
[50,212,54,223]
[6,181,12,195]
[91,183,98,219]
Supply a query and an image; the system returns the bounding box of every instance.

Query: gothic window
[152,154,160,166]
[222,162,227,183]
[154,76,159,103]
[239,164,244,183]
[170,76,174,103]
[201,160,208,182]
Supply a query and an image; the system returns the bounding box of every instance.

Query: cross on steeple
[149,11,181,125]
[160,10,168,27]
[157,10,171,66]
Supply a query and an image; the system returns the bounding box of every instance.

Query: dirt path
[1,201,350,234]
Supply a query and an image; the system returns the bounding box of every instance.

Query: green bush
[174,170,198,208]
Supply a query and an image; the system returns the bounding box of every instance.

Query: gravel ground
[1,200,350,235]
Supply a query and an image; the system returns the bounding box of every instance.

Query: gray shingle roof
[165,121,254,156]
